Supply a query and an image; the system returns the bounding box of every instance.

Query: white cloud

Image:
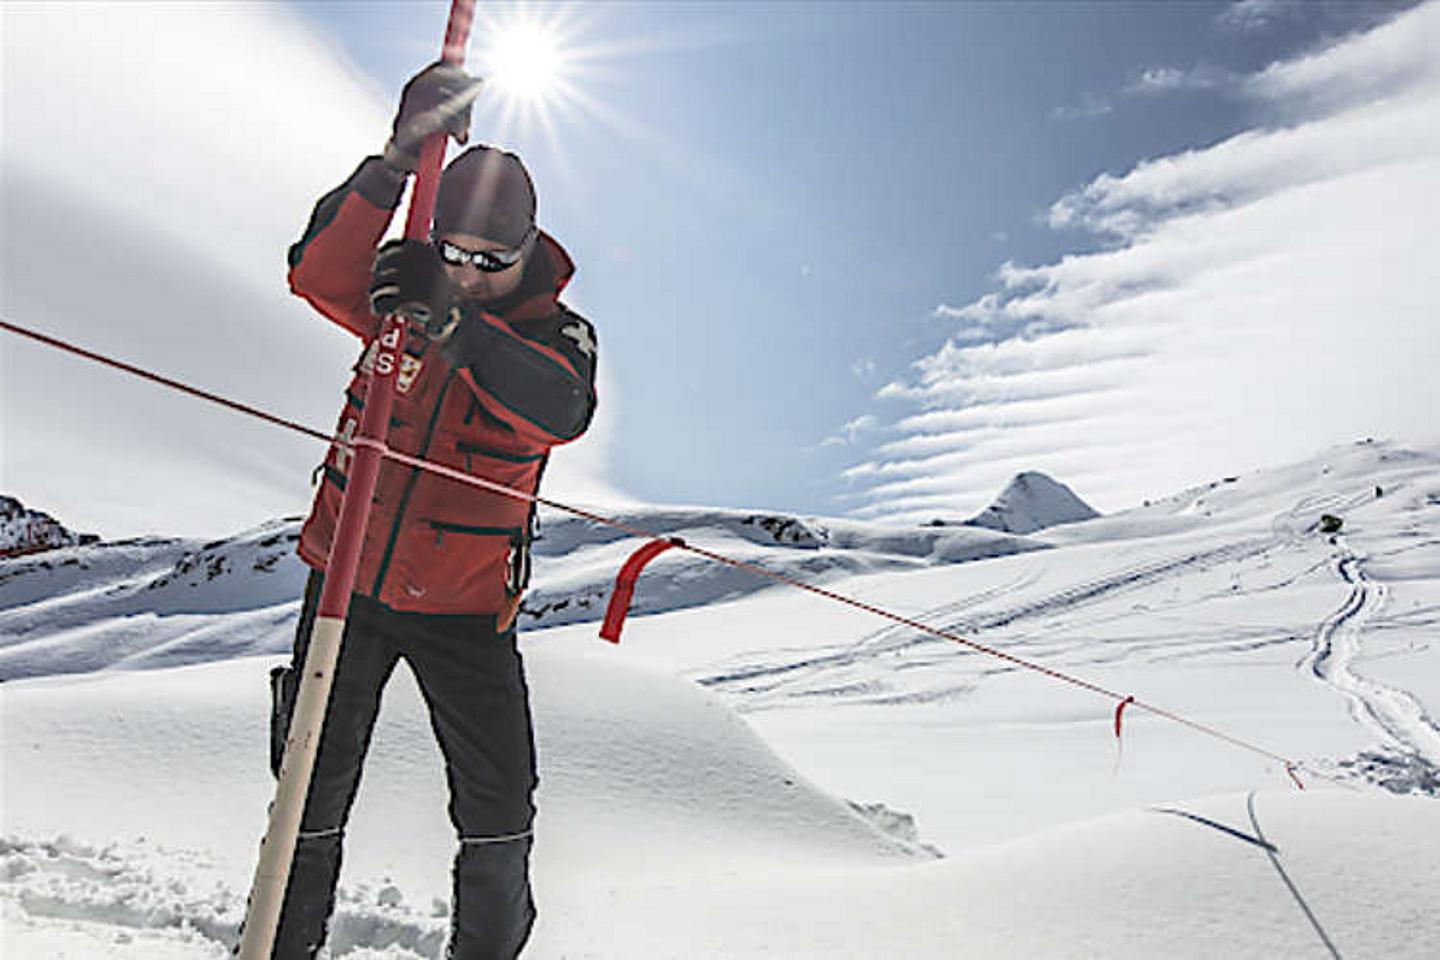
[1246,1,1440,114]
[1053,14,1440,244]
[1216,0,1297,32]
[1215,0,1413,35]
[1132,66,1188,93]
[821,414,880,448]
[844,1,1440,524]
[1127,65,1233,96]
[1052,93,1114,122]
[1,3,623,538]
[934,294,1002,325]
[850,357,878,380]
[1056,61,1234,125]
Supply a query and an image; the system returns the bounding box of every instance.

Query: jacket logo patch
[360,341,424,395]
[560,320,596,358]
[397,355,423,394]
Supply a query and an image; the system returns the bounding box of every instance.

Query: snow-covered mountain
[521,506,1042,630]
[962,470,1100,535]
[0,494,97,558]
[3,438,1440,957]
[0,507,1042,680]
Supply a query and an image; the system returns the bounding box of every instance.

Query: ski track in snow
[696,532,1287,710]
[698,487,1369,706]
[1304,536,1440,793]
[698,481,1440,800]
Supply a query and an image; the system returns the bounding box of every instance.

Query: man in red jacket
[269,62,596,959]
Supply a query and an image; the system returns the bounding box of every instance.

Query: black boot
[446,836,536,959]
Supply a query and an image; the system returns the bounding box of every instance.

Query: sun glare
[462,5,696,193]
[483,21,564,103]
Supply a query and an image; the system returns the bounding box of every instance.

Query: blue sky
[3,0,1435,537]
[289,0,1429,517]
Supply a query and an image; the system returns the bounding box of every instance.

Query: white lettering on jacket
[361,337,423,394]
[331,417,358,472]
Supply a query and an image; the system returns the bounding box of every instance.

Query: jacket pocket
[429,521,533,595]
[454,440,546,476]
[386,519,524,614]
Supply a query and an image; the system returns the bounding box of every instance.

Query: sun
[480,20,565,104]
[460,5,674,180]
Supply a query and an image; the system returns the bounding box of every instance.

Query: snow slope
[4,653,1436,959]
[2,651,928,957]
[3,439,1439,956]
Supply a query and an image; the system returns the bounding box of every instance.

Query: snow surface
[3,439,1439,956]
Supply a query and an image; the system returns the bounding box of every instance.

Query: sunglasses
[433,231,532,273]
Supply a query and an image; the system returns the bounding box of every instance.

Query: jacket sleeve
[286,157,407,339]
[448,305,598,449]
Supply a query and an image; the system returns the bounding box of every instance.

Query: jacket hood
[485,230,574,322]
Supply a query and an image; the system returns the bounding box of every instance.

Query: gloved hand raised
[369,239,457,337]
[384,61,486,173]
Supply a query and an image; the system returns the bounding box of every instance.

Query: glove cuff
[382,138,418,175]
[352,156,409,210]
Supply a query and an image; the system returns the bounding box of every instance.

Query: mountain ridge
[0,495,98,559]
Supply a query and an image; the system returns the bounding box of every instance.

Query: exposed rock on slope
[0,495,97,558]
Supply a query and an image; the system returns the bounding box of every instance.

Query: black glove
[369,240,456,332]
[440,309,484,369]
[384,61,485,173]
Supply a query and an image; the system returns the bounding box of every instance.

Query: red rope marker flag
[235,3,476,957]
[601,538,684,643]
[1114,695,1137,741]
[1112,694,1137,774]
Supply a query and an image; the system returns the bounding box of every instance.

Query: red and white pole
[236,2,476,956]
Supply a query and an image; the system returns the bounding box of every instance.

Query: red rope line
[4,317,1320,783]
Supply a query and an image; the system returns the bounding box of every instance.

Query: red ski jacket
[287,157,597,624]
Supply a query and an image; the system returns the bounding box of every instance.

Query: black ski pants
[268,571,537,959]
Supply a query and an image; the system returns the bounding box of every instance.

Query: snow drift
[4,647,1437,958]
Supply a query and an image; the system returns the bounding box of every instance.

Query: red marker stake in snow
[600,538,684,643]
[1114,695,1136,741]
[235,3,475,957]
[1286,763,1306,791]
[1112,694,1137,773]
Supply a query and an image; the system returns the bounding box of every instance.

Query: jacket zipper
[430,520,521,548]
[454,441,546,464]
[370,369,455,599]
